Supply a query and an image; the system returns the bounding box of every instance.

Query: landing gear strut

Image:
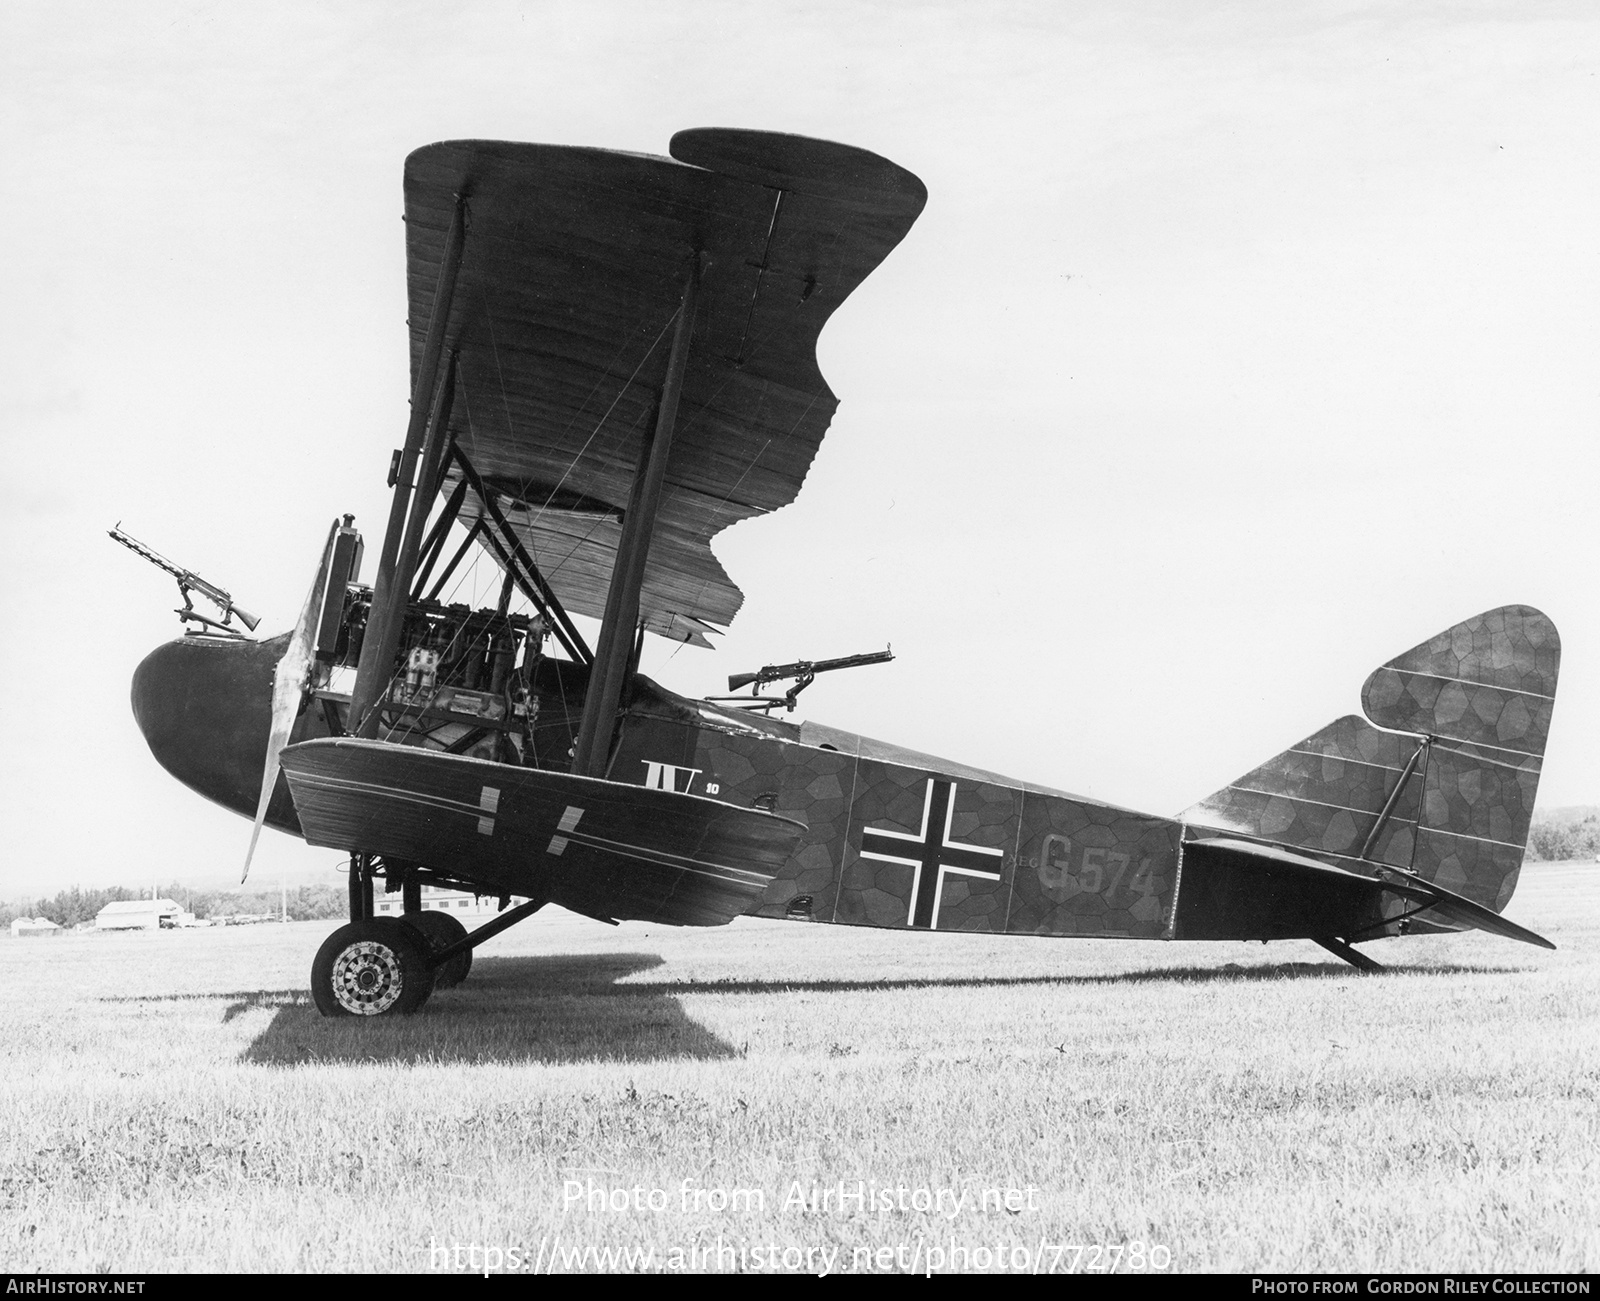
[401,909,473,989]
[311,857,546,1016]
[348,853,376,921]
[314,855,451,1016]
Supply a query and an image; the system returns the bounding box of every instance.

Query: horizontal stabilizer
[279,738,804,927]
[1191,837,1554,950]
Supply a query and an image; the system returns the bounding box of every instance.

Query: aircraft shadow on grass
[606,960,1529,997]
[222,953,1527,1068]
[237,953,736,1067]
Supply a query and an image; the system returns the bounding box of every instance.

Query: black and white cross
[858,778,1004,929]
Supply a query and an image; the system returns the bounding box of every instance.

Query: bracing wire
[523,305,680,530]
[443,250,832,677]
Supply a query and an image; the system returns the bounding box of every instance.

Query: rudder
[1182,605,1559,914]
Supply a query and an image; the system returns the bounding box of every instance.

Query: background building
[95,899,195,931]
[372,886,503,924]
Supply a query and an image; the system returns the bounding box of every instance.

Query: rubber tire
[399,909,473,990]
[311,919,436,1017]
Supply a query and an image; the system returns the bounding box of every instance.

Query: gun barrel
[810,650,895,675]
[109,526,182,578]
[726,648,893,693]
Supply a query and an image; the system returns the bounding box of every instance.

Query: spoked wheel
[311,919,435,1017]
[399,909,473,989]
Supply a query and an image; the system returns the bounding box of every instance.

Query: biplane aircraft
[121,130,1559,1016]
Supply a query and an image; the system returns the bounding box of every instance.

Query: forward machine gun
[114,516,551,763]
[711,648,894,713]
[109,526,261,635]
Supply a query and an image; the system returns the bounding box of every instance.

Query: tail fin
[1182,605,1559,914]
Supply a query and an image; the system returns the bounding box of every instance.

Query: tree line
[1525,808,1600,862]
[0,883,349,929]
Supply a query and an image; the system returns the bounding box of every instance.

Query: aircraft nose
[131,633,295,827]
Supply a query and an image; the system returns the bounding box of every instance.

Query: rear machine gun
[710,648,894,713]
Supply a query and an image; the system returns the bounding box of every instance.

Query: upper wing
[404,130,926,646]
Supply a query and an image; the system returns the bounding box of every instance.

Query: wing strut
[571,251,704,777]
[350,195,468,736]
[424,517,484,602]
[450,446,592,665]
[354,353,459,737]
[409,476,470,598]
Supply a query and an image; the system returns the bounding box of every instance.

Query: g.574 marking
[1038,835,1157,900]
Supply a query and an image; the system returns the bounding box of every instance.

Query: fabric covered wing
[279,738,806,926]
[404,131,926,645]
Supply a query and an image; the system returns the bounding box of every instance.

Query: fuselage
[132,632,313,836]
[130,633,1396,944]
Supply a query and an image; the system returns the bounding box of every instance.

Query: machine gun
[109,525,261,635]
[712,648,894,713]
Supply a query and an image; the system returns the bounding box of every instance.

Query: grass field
[1,862,1596,1274]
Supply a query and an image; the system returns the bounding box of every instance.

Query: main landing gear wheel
[399,910,473,989]
[311,920,435,1017]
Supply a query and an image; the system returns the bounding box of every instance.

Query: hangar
[95,899,194,931]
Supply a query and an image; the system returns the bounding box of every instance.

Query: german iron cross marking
[859,779,1003,929]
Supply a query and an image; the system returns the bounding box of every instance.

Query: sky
[3,1,1598,899]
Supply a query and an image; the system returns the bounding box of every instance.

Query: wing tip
[669,127,927,216]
